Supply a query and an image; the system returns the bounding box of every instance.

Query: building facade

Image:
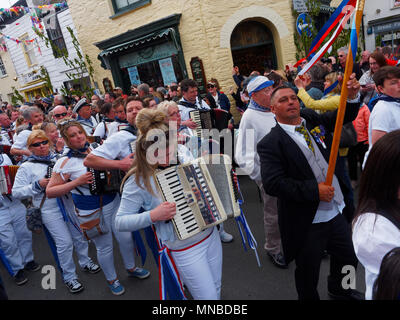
[66,0,299,97]
[0,38,19,104]
[1,1,89,102]
[363,0,400,53]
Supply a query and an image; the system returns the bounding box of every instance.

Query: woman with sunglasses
[115,109,224,300]
[46,119,126,296]
[12,130,99,293]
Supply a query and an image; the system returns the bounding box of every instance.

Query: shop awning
[99,28,175,58]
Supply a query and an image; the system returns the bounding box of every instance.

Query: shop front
[96,14,187,94]
[369,14,400,54]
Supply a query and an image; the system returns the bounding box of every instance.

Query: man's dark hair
[180,79,198,93]
[106,92,117,100]
[112,97,125,109]
[373,66,400,88]
[270,85,295,104]
[124,96,143,111]
[100,103,113,116]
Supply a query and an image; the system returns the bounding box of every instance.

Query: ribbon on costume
[151,226,186,300]
[233,174,261,267]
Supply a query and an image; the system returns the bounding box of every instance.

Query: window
[0,56,7,77]
[46,14,67,58]
[21,34,38,67]
[112,0,150,15]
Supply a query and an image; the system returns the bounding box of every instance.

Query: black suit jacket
[256,101,360,263]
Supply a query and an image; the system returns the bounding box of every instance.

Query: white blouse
[352,212,400,300]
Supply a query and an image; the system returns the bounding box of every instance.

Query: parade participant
[115,109,223,300]
[363,66,400,165]
[0,112,14,147]
[93,103,115,140]
[178,79,210,131]
[106,97,129,137]
[36,122,65,155]
[205,79,231,112]
[84,96,142,172]
[235,75,285,267]
[73,98,99,136]
[12,130,99,293]
[157,100,234,243]
[257,74,363,300]
[0,152,39,286]
[10,107,44,158]
[52,105,69,122]
[352,130,400,300]
[46,119,127,295]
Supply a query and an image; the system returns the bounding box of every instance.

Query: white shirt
[178,97,210,121]
[277,119,345,223]
[234,108,276,181]
[91,130,136,160]
[11,129,31,150]
[363,99,400,166]
[352,212,400,300]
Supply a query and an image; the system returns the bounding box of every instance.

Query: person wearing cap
[73,98,99,136]
[235,75,287,268]
[41,97,53,113]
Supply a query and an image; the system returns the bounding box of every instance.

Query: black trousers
[294,213,358,300]
[347,142,369,181]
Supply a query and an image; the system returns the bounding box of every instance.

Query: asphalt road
[0,175,365,300]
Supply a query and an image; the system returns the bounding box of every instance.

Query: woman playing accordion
[115,109,223,300]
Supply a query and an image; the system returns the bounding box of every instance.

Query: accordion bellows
[0,165,19,195]
[154,154,241,240]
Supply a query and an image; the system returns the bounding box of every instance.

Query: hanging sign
[159,57,177,86]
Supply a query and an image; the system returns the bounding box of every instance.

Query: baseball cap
[247,76,274,97]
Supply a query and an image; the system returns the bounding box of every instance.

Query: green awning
[99,28,174,57]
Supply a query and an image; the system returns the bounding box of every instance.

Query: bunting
[296,0,357,76]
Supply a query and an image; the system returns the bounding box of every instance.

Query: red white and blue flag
[297,0,357,76]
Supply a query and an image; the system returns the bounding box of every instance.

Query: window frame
[20,33,38,67]
[45,13,68,59]
[110,0,151,18]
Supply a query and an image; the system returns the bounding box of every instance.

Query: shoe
[127,267,151,279]
[107,279,125,296]
[219,230,234,243]
[14,270,28,286]
[328,289,364,300]
[83,261,101,274]
[267,251,288,269]
[24,260,41,272]
[65,279,84,294]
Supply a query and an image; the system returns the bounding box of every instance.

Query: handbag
[26,194,46,234]
[339,122,357,148]
[75,195,109,240]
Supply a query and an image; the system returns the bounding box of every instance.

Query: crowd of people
[0,44,399,300]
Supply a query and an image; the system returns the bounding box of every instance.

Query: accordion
[87,168,123,195]
[189,110,215,138]
[154,155,240,240]
[0,165,19,195]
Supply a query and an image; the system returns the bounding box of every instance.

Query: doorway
[230,20,277,76]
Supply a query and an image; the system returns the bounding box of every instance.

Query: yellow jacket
[297,88,349,156]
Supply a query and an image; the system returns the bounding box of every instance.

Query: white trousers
[170,227,223,300]
[0,200,34,275]
[42,212,91,283]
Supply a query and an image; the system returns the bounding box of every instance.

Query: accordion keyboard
[190,111,203,138]
[155,167,201,239]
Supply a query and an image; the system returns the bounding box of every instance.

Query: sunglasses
[54,112,67,118]
[30,140,49,147]
[207,84,215,89]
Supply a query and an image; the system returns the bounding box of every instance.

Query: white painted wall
[1,6,87,95]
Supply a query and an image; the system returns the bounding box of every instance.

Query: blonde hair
[122,109,169,194]
[56,117,88,149]
[325,72,341,95]
[156,100,178,117]
[27,129,52,149]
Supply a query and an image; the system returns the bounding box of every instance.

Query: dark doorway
[230,20,277,76]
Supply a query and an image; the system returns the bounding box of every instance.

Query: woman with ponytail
[115,108,224,300]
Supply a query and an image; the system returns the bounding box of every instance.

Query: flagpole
[325,0,365,186]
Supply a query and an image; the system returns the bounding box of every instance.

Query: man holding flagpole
[257,74,364,300]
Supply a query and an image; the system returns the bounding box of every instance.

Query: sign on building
[293,0,308,13]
